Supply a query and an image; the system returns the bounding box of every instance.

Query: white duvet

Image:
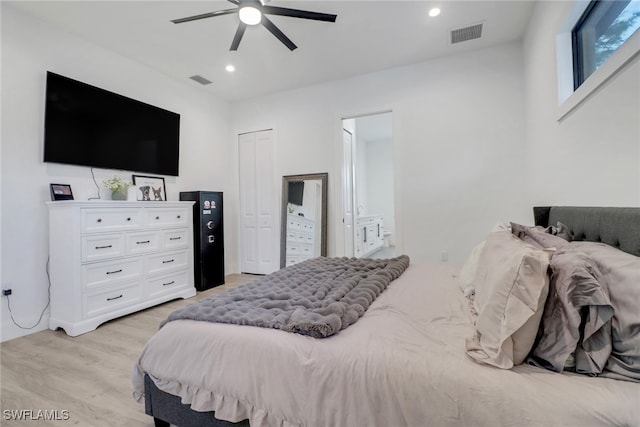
[133,264,640,427]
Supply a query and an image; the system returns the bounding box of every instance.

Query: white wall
[0,6,234,341]
[6,1,638,343]
[231,42,529,266]
[523,2,640,206]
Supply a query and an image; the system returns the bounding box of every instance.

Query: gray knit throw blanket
[161,255,410,338]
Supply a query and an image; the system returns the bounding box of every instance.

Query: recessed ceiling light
[225,65,236,72]
[429,8,441,17]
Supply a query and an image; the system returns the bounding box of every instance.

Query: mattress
[133,263,640,427]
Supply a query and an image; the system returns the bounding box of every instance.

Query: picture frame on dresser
[132,175,166,201]
[49,183,74,201]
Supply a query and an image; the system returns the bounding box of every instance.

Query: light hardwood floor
[1,274,255,427]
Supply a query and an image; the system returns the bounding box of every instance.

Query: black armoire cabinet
[179,191,224,291]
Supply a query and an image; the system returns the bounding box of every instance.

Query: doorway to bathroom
[342,112,395,259]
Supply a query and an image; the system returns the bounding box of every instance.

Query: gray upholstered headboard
[533,206,640,257]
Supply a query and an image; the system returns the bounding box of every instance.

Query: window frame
[571,0,638,90]
[555,0,640,120]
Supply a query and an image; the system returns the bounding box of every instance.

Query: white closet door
[239,134,259,273]
[342,129,355,257]
[239,130,277,275]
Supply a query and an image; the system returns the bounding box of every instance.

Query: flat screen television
[288,181,304,206]
[43,71,180,176]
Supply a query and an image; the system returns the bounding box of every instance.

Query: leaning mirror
[281,173,328,268]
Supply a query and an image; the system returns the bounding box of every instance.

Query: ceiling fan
[171,0,337,51]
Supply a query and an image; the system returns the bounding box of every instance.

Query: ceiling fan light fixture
[239,6,262,25]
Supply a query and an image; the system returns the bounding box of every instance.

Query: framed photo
[49,183,74,201]
[132,175,166,201]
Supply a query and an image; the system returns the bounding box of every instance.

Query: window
[572,0,640,89]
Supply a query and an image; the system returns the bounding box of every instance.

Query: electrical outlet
[440,251,448,262]
[3,289,12,296]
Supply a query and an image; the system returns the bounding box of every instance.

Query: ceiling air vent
[189,75,212,85]
[450,23,483,44]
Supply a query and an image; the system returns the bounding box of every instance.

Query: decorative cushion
[458,241,485,297]
[466,231,551,368]
[554,221,573,241]
[528,247,613,375]
[510,222,570,250]
[569,242,640,382]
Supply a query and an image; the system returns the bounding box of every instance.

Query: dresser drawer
[286,255,300,267]
[146,208,189,229]
[163,228,189,249]
[81,208,143,233]
[126,231,161,255]
[82,234,125,262]
[147,270,189,298]
[148,250,188,275]
[286,242,313,256]
[82,257,143,291]
[84,282,142,318]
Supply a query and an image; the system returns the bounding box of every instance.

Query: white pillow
[466,230,551,368]
[458,241,485,297]
[458,222,511,297]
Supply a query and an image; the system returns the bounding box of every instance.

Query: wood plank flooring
[1,274,255,427]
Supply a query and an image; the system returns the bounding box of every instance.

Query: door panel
[239,130,277,274]
[342,128,355,257]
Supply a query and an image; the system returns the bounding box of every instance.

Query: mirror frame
[280,173,328,268]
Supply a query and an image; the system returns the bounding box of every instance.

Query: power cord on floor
[88,167,102,200]
[4,257,52,330]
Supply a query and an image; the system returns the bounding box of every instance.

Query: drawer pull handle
[169,237,181,241]
[127,217,131,222]
[136,240,150,245]
[177,215,181,219]
[95,245,112,250]
[155,216,160,220]
[162,259,175,264]
[162,281,175,287]
[106,269,122,275]
[97,218,102,223]
[106,294,123,301]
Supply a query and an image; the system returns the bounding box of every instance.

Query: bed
[133,206,640,427]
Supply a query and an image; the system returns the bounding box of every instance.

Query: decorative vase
[112,189,128,200]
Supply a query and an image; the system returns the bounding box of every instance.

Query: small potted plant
[103,176,132,200]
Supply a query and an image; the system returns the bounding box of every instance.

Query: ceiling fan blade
[261,15,297,51]
[171,8,237,24]
[230,22,247,51]
[226,0,240,5]
[261,6,337,22]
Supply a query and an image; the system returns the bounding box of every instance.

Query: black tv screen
[288,181,304,206]
[44,71,180,176]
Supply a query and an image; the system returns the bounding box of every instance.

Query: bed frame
[144,206,640,427]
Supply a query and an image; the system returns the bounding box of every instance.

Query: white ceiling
[8,0,535,102]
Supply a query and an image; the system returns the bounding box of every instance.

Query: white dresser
[355,216,384,257]
[46,201,196,336]
[285,213,316,267]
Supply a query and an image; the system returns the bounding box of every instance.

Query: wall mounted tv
[288,181,304,206]
[43,71,180,176]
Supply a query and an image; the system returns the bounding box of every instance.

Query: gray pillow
[554,221,573,242]
[569,242,640,382]
[528,247,613,375]
[510,222,570,250]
